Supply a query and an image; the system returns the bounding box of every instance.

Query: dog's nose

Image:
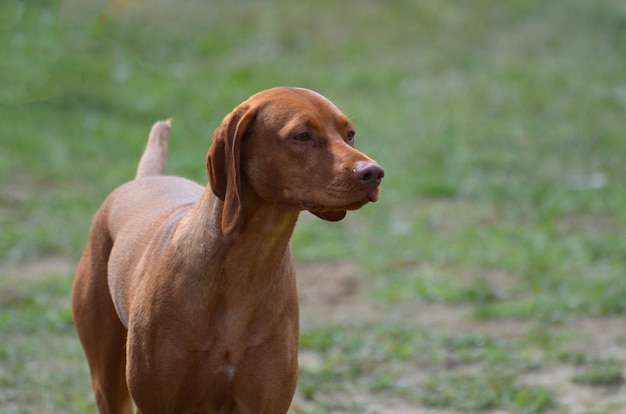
[352,161,384,188]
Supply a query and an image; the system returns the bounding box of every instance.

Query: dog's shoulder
[101,176,204,237]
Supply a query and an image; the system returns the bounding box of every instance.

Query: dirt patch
[0,256,77,306]
[296,260,380,330]
[297,261,364,307]
[520,365,626,414]
[557,212,619,233]
[0,256,77,281]
[297,260,529,336]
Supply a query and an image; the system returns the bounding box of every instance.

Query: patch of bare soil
[0,256,77,306]
[550,316,626,414]
[297,260,377,329]
[1,256,77,280]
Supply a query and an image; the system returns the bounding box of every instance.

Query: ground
[295,260,626,413]
[1,256,626,413]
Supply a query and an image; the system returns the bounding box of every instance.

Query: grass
[2,0,626,412]
[0,272,91,412]
[572,364,624,387]
[421,373,554,413]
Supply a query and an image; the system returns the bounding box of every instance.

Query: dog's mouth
[301,187,380,213]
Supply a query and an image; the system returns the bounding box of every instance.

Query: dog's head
[207,87,384,236]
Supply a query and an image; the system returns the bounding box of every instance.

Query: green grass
[572,363,624,387]
[2,0,626,412]
[421,373,555,413]
[0,273,92,412]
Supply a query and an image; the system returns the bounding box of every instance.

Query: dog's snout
[352,161,384,188]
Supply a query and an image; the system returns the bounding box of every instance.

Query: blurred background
[1,0,626,412]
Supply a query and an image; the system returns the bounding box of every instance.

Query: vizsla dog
[72,87,384,413]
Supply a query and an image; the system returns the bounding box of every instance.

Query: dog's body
[72,87,383,413]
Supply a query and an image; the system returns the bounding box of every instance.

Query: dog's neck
[163,186,300,352]
[172,186,300,277]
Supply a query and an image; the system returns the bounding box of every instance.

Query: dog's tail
[136,119,172,178]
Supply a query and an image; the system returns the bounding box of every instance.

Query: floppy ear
[309,210,347,222]
[206,104,257,236]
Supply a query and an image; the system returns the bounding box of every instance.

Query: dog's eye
[292,132,312,142]
[347,130,356,145]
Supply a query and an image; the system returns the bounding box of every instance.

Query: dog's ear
[207,104,257,236]
[309,210,347,222]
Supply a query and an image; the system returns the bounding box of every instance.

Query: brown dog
[72,87,384,413]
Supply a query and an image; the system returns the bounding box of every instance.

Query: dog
[72,87,384,413]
